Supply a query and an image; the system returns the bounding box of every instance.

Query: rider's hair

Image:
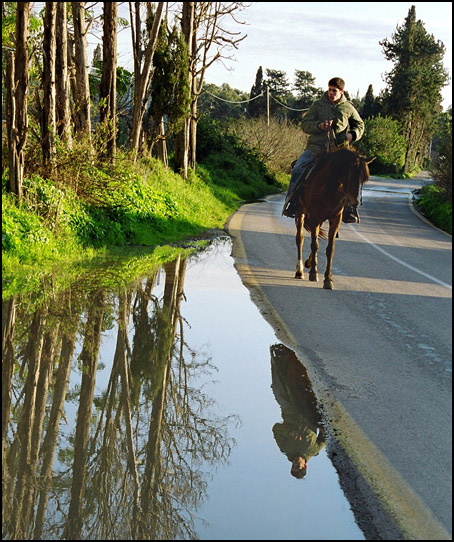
[328,77,345,91]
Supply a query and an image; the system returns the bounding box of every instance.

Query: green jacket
[302,91,365,155]
[272,415,326,462]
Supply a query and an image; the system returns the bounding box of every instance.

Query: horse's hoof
[323,280,333,290]
[304,259,311,269]
[309,273,318,282]
[295,272,304,280]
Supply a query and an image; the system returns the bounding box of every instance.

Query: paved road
[226,176,452,540]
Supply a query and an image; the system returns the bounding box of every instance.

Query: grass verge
[2,127,286,298]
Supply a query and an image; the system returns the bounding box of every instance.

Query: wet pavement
[2,237,364,540]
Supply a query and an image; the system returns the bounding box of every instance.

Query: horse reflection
[289,148,374,289]
[270,344,326,479]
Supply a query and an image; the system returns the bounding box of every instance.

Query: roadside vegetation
[2,118,285,296]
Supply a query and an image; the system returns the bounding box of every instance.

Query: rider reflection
[270,344,326,479]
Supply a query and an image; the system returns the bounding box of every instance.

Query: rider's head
[290,456,307,479]
[328,77,345,91]
[328,77,345,103]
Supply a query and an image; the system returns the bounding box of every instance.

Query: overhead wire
[204,89,310,111]
[204,89,264,104]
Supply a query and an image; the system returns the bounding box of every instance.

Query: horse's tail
[303,219,328,240]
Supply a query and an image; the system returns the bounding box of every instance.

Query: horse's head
[341,150,376,206]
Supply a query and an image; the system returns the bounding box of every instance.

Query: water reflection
[270,344,326,480]
[2,253,237,540]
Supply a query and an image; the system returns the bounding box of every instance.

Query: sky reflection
[2,237,364,540]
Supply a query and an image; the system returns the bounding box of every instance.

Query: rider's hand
[318,120,333,131]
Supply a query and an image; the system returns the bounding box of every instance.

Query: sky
[105,2,452,109]
[199,2,452,109]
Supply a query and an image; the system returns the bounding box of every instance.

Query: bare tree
[55,2,72,145]
[71,2,91,139]
[5,2,31,199]
[174,2,247,177]
[42,2,57,167]
[99,2,118,160]
[129,1,165,156]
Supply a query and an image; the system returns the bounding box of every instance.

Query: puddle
[2,237,364,540]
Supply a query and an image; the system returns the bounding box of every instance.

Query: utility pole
[266,83,270,127]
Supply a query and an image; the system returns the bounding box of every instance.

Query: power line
[269,93,309,112]
[204,89,309,111]
[204,89,264,104]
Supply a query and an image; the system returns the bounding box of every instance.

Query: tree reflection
[2,253,236,540]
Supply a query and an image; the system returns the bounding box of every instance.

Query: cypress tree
[361,84,380,119]
[380,5,449,173]
[248,66,266,118]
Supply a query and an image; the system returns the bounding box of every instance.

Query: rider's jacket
[301,91,365,154]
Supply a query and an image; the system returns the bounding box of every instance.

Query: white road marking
[351,227,452,290]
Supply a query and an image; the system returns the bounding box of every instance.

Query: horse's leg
[323,215,342,289]
[295,213,305,279]
[304,252,312,269]
[309,225,319,282]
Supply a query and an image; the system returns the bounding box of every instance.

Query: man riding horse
[282,77,365,223]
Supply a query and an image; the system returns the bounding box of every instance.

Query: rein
[327,124,338,152]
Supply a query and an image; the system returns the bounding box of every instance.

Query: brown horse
[291,147,375,290]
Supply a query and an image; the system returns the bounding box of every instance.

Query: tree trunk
[9,309,47,539]
[189,95,198,170]
[173,1,194,179]
[34,319,78,539]
[55,2,72,145]
[2,299,16,464]
[99,2,118,161]
[129,1,165,156]
[5,3,30,199]
[71,2,91,139]
[42,2,57,168]
[64,292,105,540]
[156,118,168,166]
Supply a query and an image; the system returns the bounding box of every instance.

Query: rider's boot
[283,200,297,218]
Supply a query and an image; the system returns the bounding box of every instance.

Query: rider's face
[328,86,343,102]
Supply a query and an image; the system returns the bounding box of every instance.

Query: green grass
[2,127,285,298]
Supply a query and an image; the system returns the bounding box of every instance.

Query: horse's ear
[365,156,376,165]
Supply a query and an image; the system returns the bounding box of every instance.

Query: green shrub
[196,115,285,196]
[355,114,407,174]
[225,116,308,176]
[416,184,452,234]
[429,109,452,202]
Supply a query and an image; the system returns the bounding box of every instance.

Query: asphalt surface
[226,176,452,540]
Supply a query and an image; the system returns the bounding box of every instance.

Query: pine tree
[293,70,321,110]
[380,6,449,173]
